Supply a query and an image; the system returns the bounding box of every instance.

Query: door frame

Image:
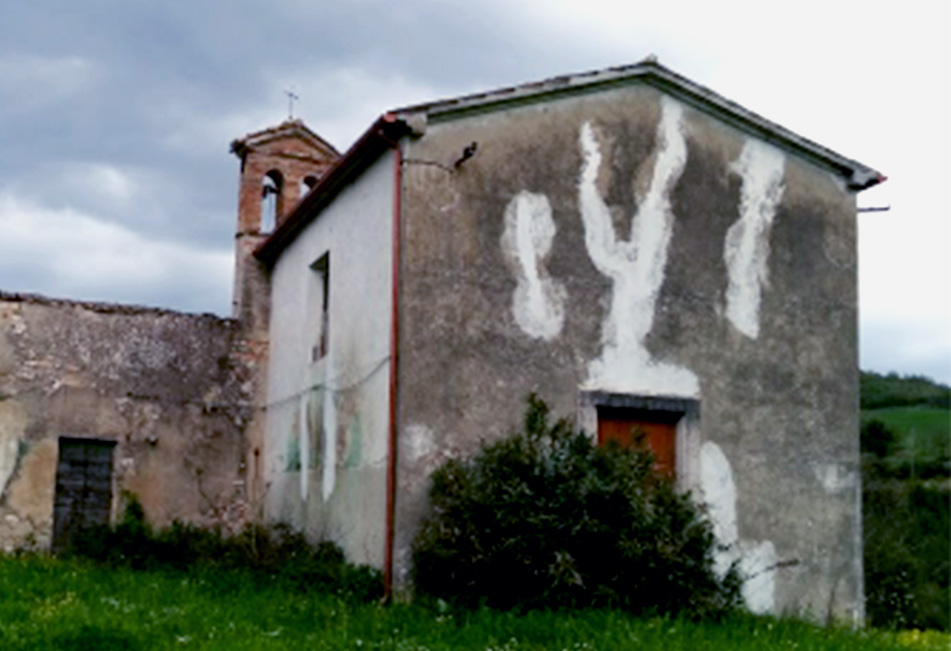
[51,436,117,551]
[577,392,701,491]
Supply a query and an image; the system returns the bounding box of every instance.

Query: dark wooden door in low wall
[51,437,116,551]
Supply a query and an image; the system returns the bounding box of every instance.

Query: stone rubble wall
[0,291,260,551]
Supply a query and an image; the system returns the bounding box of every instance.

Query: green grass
[0,556,945,650]
[862,407,950,463]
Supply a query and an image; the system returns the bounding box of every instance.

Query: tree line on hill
[860,371,950,410]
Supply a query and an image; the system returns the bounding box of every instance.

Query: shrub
[412,395,740,618]
[864,480,950,630]
[66,498,381,602]
[861,420,898,459]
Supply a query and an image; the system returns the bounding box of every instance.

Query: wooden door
[597,407,678,479]
[52,438,116,551]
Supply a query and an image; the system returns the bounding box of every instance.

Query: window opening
[299,175,318,199]
[261,170,283,233]
[311,253,330,361]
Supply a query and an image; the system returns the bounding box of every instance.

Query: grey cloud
[1,0,946,382]
[0,0,555,250]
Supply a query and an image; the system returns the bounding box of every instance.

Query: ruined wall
[0,292,256,550]
[264,150,395,567]
[394,85,861,621]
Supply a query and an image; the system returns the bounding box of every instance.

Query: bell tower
[230,120,339,515]
[229,120,339,329]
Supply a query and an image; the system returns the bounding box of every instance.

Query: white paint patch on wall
[403,422,457,488]
[700,441,777,614]
[739,539,778,614]
[0,434,17,498]
[811,462,857,494]
[577,96,698,397]
[299,394,309,501]
[0,401,26,498]
[723,140,786,339]
[404,423,437,463]
[700,440,738,555]
[500,191,566,340]
[322,382,337,502]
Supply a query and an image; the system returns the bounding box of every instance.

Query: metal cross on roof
[285,88,300,120]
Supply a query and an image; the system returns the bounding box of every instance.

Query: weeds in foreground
[64,498,382,603]
[0,555,944,650]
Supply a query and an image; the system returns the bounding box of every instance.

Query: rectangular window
[310,253,330,362]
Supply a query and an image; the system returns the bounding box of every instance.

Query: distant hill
[860,371,950,410]
[860,370,949,478]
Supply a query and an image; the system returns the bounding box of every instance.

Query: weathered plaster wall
[394,85,861,621]
[265,150,394,567]
[0,292,255,550]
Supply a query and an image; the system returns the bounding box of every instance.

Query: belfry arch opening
[261,170,283,233]
[300,175,318,199]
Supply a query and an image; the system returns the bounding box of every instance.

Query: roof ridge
[230,119,340,158]
[391,58,883,189]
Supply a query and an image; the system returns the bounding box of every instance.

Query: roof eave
[394,61,884,190]
[642,67,886,190]
[254,114,410,266]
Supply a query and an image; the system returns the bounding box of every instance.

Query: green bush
[412,395,740,618]
[66,498,382,602]
[861,420,898,459]
[864,481,950,630]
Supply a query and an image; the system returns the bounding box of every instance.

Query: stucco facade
[258,61,882,622]
[0,293,257,550]
[392,84,864,618]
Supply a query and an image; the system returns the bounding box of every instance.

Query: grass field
[861,407,950,463]
[0,556,946,651]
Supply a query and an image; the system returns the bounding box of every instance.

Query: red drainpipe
[383,125,403,599]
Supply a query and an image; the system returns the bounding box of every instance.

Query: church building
[0,60,883,621]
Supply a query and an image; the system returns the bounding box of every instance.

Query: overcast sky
[0,0,948,384]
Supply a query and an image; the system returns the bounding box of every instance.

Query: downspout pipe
[253,111,411,599]
[382,114,403,600]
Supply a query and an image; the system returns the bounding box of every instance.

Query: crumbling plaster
[393,84,861,621]
[0,292,258,550]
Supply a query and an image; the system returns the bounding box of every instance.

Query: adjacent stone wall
[0,291,258,551]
